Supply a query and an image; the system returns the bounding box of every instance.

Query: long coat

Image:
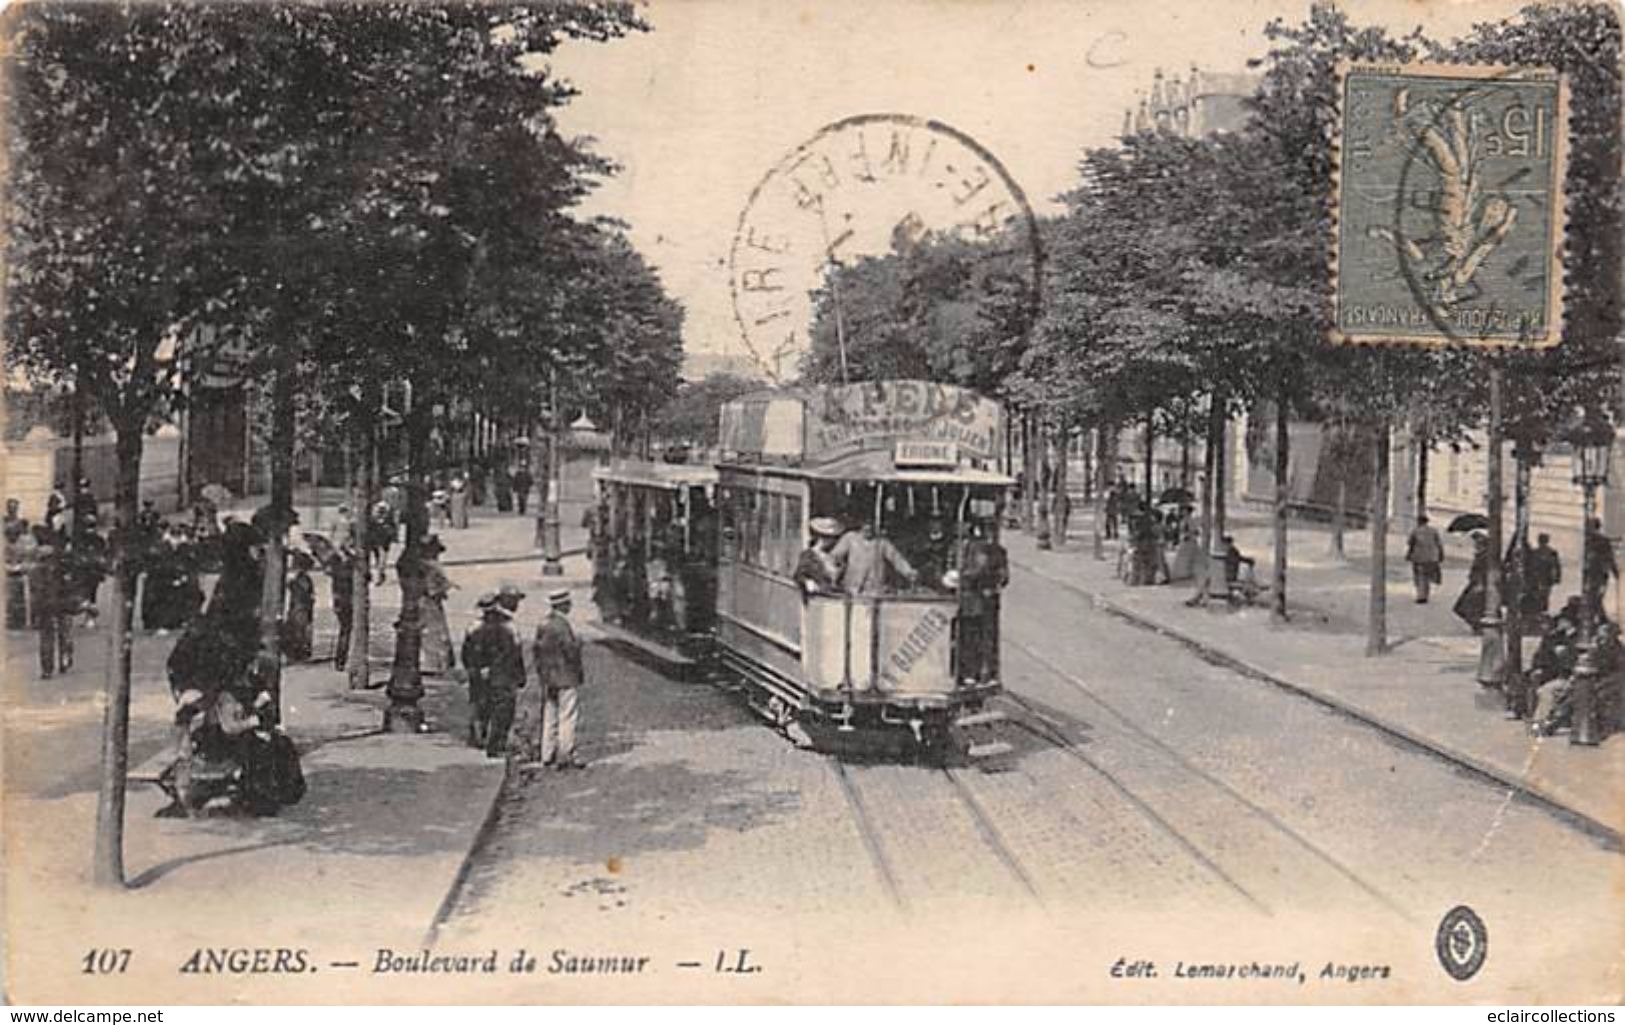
[533,611,584,690]
[510,611,583,761]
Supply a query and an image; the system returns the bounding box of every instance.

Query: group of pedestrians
[5,484,111,678]
[461,584,588,770]
[1405,513,1621,738]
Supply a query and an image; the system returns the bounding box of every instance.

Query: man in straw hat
[461,591,524,755]
[793,517,843,597]
[513,587,586,769]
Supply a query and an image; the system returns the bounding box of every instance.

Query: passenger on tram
[832,515,919,596]
[904,517,955,593]
[793,517,843,597]
[618,538,649,626]
[958,521,1009,684]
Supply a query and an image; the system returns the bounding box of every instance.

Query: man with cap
[832,515,919,596]
[517,587,586,769]
[793,517,843,597]
[462,591,525,756]
[495,581,527,615]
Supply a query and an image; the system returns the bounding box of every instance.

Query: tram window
[753,490,771,569]
[718,486,738,560]
[767,494,784,574]
[741,489,761,566]
[783,494,803,569]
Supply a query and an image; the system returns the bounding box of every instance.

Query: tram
[591,379,1013,752]
[588,459,719,661]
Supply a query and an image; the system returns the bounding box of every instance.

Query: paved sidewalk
[2,508,602,1002]
[1016,514,1625,842]
[222,486,591,566]
[4,664,505,1000]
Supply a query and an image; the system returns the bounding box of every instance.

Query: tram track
[828,759,910,915]
[826,755,1049,915]
[939,765,1046,907]
[997,636,1416,923]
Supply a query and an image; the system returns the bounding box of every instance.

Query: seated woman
[162,612,305,817]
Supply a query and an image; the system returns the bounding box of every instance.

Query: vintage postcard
[2,0,1621,1007]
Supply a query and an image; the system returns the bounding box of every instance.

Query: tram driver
[832,513,920,596]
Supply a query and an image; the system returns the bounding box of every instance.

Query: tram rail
[996,638,1414,923]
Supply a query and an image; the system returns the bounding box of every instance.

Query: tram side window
[783,495,803,573]
[741,489,761,567]
[718,486,738,561]
[766,494,784,574]
[753,490,771,570]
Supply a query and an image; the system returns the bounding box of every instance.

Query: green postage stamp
[1333,62,1568,348]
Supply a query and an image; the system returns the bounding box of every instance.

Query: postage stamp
[1332,62,1568,348]
[729,114,1042,382]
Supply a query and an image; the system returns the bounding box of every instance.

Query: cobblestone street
[434,554,1621,1001]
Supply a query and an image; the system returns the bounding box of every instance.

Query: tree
[2,0,656,881]
[1436,2,1622,692]
[803,229,1037,399]
[4,2,251,886]
[656,372,764,448]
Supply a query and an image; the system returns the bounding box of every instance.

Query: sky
[543,0,1536,377]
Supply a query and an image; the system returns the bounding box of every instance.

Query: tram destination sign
[719,380,1002,466]
[895,441,959,468]
[806,381,1001,462]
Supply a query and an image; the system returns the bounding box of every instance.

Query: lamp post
[541,368,563,577]
[1564,406,1613,746]
[1503,433,1540,720]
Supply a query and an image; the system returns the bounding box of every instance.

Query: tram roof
[591,460,718,489]
[718,379,1004,468]
[720,447,1014,487]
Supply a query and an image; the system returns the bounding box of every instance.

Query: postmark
[1434,904,1489,981]
[1332,63,1568,348]
[729,114,1043,382]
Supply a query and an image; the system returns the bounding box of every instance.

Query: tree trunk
[1143,409,1156,505]
[1092,426,1108,561]
[385,402,432,731]
[1019,412,1034,532]
[1213,408,1227,542]
[257,360,296,725]
[1081,432,1093,504]
[1179,409,1192,487]
[1200,397,1218,555]
[1331,476,1347,558]
[1478,366,1506,686]
[1506,443,1534,706]
[1272,395,1290,622]
[1050,429,1069,545]
[347,414,376,692]
[93,425,143,887]
[70,373,86,528]
[1367,419,1391,656]
[1415,425,1430,521]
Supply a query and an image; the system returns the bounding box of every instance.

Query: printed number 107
[82,948,132,974]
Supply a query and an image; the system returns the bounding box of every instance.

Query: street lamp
[1564,406,1613,746]
[540,369,564,577]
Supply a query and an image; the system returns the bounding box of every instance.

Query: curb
[421,755,513,948]
[442,545,586,569]
[1013,557,1624,849]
